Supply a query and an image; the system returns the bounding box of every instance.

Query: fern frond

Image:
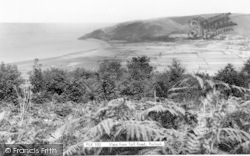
[171,78,190,89]
[180,122,209,154]
[115,120,164,141]
[231,85,250,93]
[47,125,66,143]
[179,130,201,154]
[193,75,204,89]
[241,100,250,107]
[168,87,192,92]
[86,118,118,139]
[63,143,84,156]
[206,80,215,88]
[46,118,81,143]
[144,104,185,117]
[137,148,157,155]
[231,140,250,154]
[140,148,162,155]
[217,128,250,143]
[0,131,16,137]
[215,81,231,90]
[92,107,109,121]
[0,111,6,123]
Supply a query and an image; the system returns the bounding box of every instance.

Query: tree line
[1,56,250,104]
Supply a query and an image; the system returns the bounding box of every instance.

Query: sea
[0,23,112,63]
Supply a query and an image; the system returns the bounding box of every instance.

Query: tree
[127,56,153,80]
[43,68,70,101]
[214,63,244,86]
[242,58,250,74]
[98,60,123,80]
[97,60,123,100]
[214,63,245,97]
[168,58,185,82]
[64,80,86,103]
[29,58,44,93]
[241,58,250,88]
[119,56,154,99]
[0,62,24,103]
[71,68,95,80]
[155,59,186,98]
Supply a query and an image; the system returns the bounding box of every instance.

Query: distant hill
[79,13,250,42]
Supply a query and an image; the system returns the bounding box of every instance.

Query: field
[15,36,250,78]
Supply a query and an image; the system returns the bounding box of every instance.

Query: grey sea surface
[0,23,112,63]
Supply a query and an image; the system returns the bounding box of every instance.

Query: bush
[71,68,96,80]
[168,59,186,82]
[0,62,24,104]
[29,59,48,103]
[155,59,186,98]
[29,59,44,93]
[43,68,70,98]
[64,80,86,103]
[118,56,155,99]
[97,60,124,100]
[214,63,246,96]
[242,58,250,74]
[127,56,153,80]
[241,58,250,87]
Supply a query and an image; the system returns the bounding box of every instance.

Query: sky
[0,0,250,23]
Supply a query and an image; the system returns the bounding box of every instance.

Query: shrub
[98,60,123,79]
[168,58,186,82]
[31,91,50,104]
[242,58,250,74]
[155,59,186,98]
[127,56,153,80]
[64,80,86,103]
[97,60,124,100]
[119,79,150,99]
[241,58,250,87]
[29,59,44,93]
[214,64,242,86]
[118,56,155,99]
[71,68,96,80]
[214,64,245,97]
[43,68,70,98]
[0,62,24,104]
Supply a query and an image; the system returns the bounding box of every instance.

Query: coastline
[13,38,110,78]
[12,38,110,64]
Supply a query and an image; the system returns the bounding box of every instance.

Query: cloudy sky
[0,0,250,23]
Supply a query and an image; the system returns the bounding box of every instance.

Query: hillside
[12,13,250,78]
[79,13,250,41]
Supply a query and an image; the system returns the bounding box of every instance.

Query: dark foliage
[119,56,155,99]
[0,62,24,104]
[214,63,246,97]
[127,56,153,80]
[43,68,69,96]
[97,60,124,100]
[155,59,186,98]
[214,64,244,86]
[26,56,250,104]
[29,58,44,93]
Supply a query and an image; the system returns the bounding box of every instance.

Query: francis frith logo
[188,13,237,39]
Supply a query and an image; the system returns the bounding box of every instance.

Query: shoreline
[12,38,109,65]
[11,38,249,79]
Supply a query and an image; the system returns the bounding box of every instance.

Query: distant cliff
[79,13,250,42]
